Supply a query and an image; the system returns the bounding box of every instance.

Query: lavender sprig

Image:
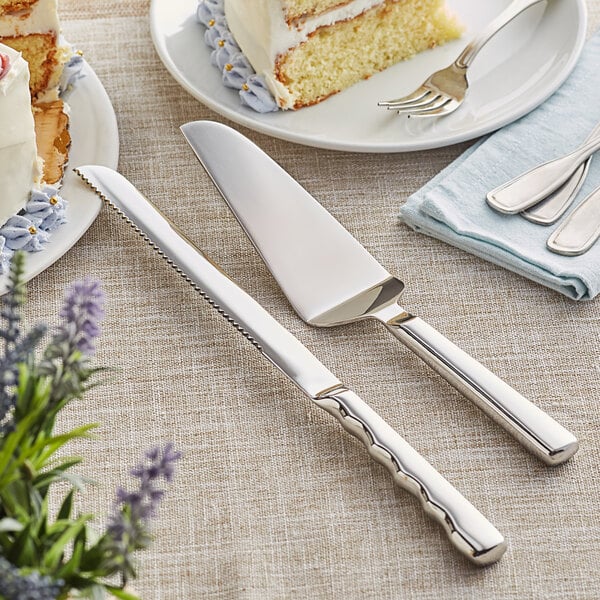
[0,557,63,600]
[38,278,105,405]
[0,255,181,598]
[45,277,104,359]
[0,251,46,433]
[99,444,182,584]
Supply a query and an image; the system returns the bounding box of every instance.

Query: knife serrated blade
[180,120,578,467]
[75,164,506,565]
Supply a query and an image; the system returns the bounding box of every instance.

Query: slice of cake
[0,0,69,101]
[198,0,463,111]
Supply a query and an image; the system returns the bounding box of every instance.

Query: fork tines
[378,89,458,117]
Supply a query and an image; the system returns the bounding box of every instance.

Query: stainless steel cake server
[547,183,600,256]
[181,120,578,467]
[75,164,507,566]
[488,121,600,214]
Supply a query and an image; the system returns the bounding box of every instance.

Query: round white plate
[0,59,119,294]
[150,0,587,153]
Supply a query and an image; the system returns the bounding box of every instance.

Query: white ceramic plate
[0,59,119,294]
[150,0,587,153]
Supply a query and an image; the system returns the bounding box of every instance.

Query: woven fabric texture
[19,2,600,598]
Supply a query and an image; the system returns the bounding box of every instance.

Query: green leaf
[0,409,43,486]
[30,423,98,468]
[42,514,93,570]
[104,586,140,600]
[0,517,24,532]
[33,458,84,495]
[56,534,84,578]
[63,583,108,600]
[9,522,37,565]
[13,367,56,430]
[69,581,113,600]
[57,489,74,521]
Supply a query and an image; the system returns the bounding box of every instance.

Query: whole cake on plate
[0,0,70,269]
[197,0,463,111]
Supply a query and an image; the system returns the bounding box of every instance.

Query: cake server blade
[75,164,507,566]
[181,120,578,467]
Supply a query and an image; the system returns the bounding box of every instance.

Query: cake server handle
[374,306,579,466]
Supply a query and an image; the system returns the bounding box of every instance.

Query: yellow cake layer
[0,32,59,98]
[33,98,70,184]
[0,0,37,15]
[282,0,353,24]
[276,0,462,109]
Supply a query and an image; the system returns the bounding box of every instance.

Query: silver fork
[379,0,548,118]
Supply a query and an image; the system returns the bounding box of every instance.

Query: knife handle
[380,309,578,465]
[315,387,506,565]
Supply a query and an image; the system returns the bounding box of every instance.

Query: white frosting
[224,0,385,108]
[0,0,60,37]
[0,43,39,227]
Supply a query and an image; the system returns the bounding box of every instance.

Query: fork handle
[456,0,548,68]
[376,306,578,466]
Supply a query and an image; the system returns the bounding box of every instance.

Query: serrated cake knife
[75,164,506,566]
[180,120,578,467]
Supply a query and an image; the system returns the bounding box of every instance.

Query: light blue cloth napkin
[401,31,600,301]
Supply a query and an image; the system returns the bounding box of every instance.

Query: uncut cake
[197,0,463,111]
[0,0,69,268]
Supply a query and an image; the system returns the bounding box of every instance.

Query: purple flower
[54,278,105,357]
[0,557,63,600]
[36,278,105,405]
[102,444,181,583]
[133,442,182,483]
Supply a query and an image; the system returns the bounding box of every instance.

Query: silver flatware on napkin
[547,184,600,255]
[75,165,506,565]
[521,122,600,225]
[487,120,600,214]
[181,120,578,467]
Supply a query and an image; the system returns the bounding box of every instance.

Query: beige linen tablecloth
[23,1,600,597]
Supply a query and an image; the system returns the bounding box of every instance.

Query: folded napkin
[401,31,600,301]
